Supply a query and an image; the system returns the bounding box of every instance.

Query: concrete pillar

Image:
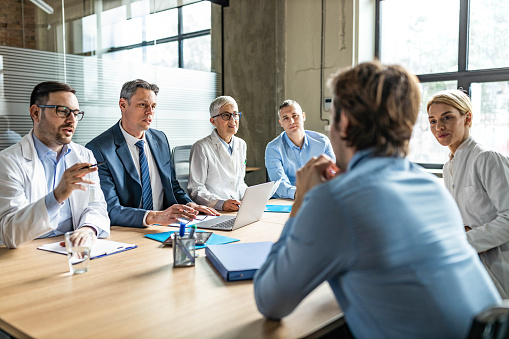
[222,0,285,185]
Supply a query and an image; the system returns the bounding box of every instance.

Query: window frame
[375,0,509,167]
[106,5,211,69]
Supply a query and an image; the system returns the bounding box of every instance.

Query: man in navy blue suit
[86,79,219,227]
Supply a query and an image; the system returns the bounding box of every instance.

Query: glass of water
[64,230,93,274]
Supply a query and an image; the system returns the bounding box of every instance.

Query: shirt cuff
[78,225,99,236]
[142,210,150,227]
[214,200,225,211]
[289,187,296,199]
[45,192,63,221]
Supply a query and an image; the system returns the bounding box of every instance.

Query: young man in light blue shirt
[254,62,501,338]
[265,100,334,199]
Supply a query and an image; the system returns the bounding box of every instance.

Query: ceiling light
[29,0,54,15]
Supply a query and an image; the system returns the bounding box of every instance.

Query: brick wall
[0,0,36,49]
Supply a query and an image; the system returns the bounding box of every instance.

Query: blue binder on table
[205,242,273,281]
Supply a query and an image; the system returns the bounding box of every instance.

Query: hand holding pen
[53,162,100,204]
[223,197,241,212]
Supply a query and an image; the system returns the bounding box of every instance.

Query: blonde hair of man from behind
[328,61,421,157]
[426,89,473,128]
[209,96,238,118]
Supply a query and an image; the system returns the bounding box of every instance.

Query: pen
[179,221,186,237]
[79,162,106,170]
[189,225,197,238]
[230,195,240,208]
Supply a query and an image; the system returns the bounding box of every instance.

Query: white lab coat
[0,131,110,248]
[444,136,509,297]
[188,130,248,208]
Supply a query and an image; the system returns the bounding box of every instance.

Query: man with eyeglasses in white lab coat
[0,81,110,248]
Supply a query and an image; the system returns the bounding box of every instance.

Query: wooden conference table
[0,199,342,339]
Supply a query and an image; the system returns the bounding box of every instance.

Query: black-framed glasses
[211,112,242,121]
[37,105,85,121]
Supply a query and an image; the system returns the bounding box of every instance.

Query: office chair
[468,300,509,339]
[172,145,192,195]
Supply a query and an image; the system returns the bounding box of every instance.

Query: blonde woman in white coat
[188,96,248,212]
[428,89,509,297]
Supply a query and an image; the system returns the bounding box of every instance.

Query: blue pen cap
[179,221,186,237]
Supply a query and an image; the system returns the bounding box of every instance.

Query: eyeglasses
[211,112,242,121]
[37,105,85,121]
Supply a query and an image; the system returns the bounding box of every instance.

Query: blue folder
[264,205,292,213]
[205,242,273,281]
[144,231,239,249]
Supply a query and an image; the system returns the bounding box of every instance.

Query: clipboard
[38,239,137,259]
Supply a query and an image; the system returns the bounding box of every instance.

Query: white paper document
[38,239,137,259]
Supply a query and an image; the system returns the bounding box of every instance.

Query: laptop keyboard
[212,217,237,229]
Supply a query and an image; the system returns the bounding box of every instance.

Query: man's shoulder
[70,141,96,159]
[266,132,286,149]
[86,124,118,148]
[305,130,330,143]
[147,127,167,139]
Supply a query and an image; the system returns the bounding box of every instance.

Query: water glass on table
[64,230,93,274]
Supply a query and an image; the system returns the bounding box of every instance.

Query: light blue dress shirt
[217,131,234,156]
[265,130,335,199]
[32,134,73,238]
[254,149,501,338]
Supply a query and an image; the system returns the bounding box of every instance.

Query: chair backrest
[172,145,192,194]
[468,300,509,339]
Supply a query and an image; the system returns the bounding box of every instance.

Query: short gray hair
[209,96,238,117]
[120,79,159,103]
[278,99,303,115]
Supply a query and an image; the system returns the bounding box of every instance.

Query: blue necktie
[135,140,153,210]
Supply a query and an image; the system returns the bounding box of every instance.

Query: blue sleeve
[265,143,296,199]
[253,185,355,319]
[324,138,336,161]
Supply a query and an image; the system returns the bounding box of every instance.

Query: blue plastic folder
[144,231,239,249]
[264,205,292,213]
[205,242,273,281]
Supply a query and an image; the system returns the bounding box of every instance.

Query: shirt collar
[283,131,308,149]
[215,129,234,151]
[449,135,473,161]
[32,132,72,162]
[347,148,377,171]
[119,120,146,146]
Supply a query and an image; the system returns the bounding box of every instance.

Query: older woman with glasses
[427,89,509,297]
[188,96,248,212]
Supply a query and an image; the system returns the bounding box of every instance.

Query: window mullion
[178,6,184,68]
[458,0,469,73]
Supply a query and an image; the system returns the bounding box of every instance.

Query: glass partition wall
[0,0,220,151]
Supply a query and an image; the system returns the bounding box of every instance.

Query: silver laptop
[196,181,275,231]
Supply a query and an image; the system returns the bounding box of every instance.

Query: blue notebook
[144,231,239,249]
[264,205,292,213]
[205,242,273,281]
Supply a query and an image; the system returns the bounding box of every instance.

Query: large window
[377,0,509,164]
[83,1,211,71]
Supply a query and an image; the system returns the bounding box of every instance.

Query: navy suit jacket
[86,122,192,227]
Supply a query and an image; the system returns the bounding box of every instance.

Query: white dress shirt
[444,135,509,297]
[188,130,247,208]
